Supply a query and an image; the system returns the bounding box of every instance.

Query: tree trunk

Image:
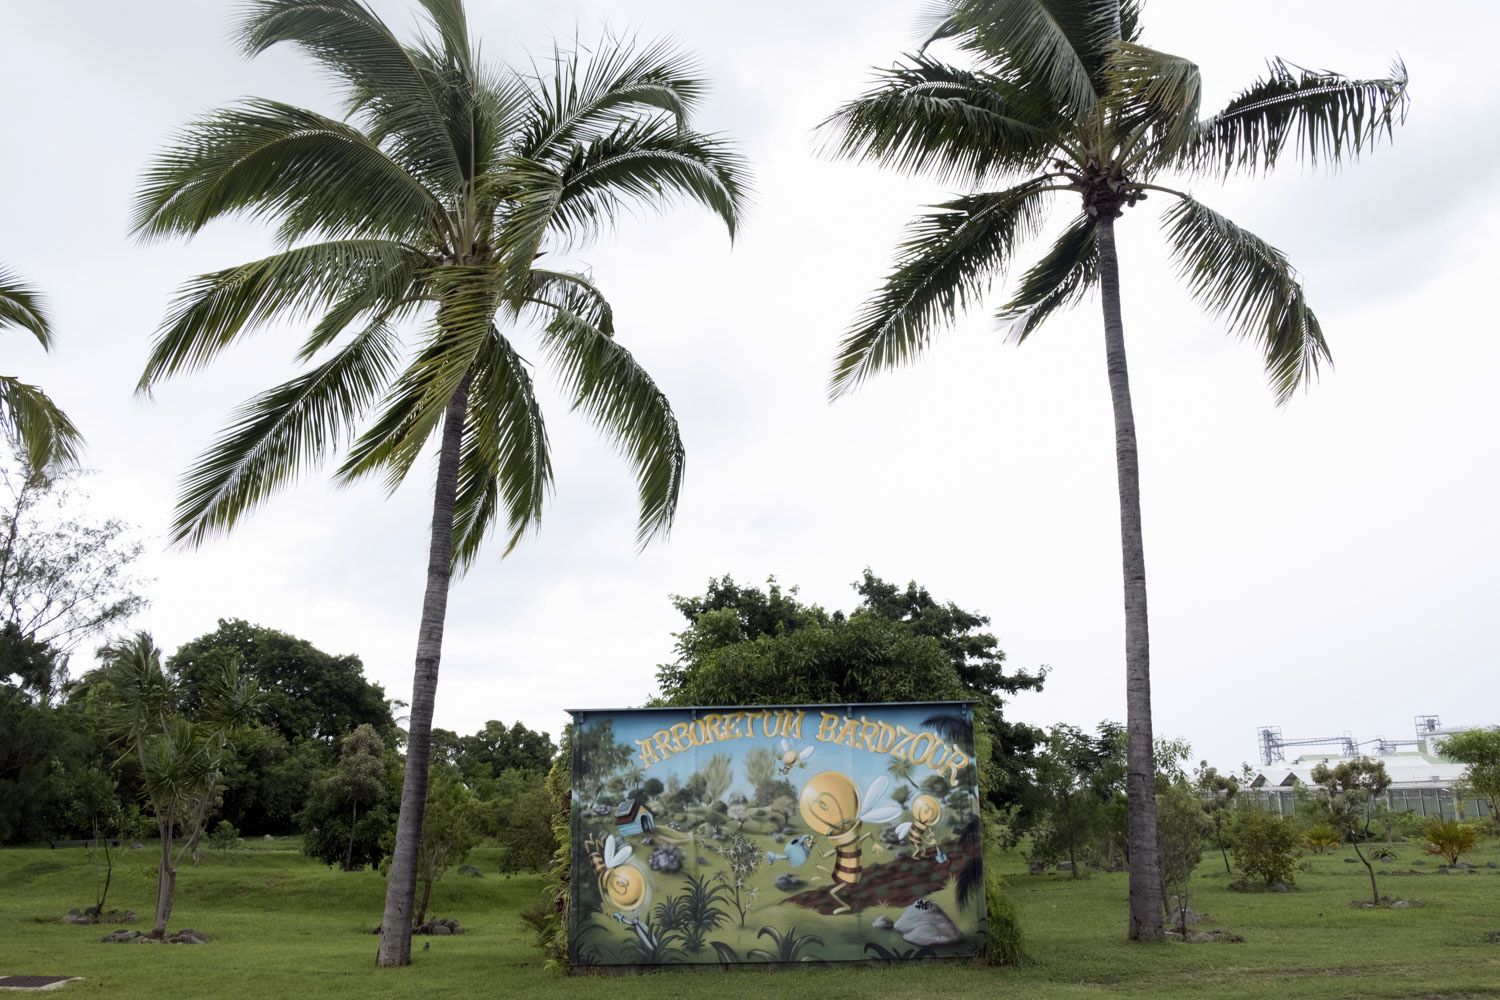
[1095,216,1164,941]
[414,873,433,929]
[1353,833,1379,905]
[376,374,472,967]
[153,820,175,939]
[346,802,358,872]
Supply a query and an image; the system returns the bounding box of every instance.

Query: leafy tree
[1228,808,1299,890]
[408,769,481,926]
[1439,728,1500,817]
[133,0,745,966]
[101,631,260,938]
[170,619,391,745]
[1194,762,1238,875]
[50,761,126,914]
[487,767,557,875]
[823,0,1407,940]
[434,718,555,792]
[1155,780,1207,932]
[215,724,329,836]
[0,459,146,699]
[1026,723,1119,876]
[300,724,397,871]
[0,269,81,470]
[1312,758,1392,905]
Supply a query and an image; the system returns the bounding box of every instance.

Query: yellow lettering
[816,712,840,742]
[857,718,878,752]
[875,722,897,754]
[944,749,970,785]
[636,738,660,768]
[836,718,859,747]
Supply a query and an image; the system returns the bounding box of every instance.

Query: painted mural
[567,702,985,968]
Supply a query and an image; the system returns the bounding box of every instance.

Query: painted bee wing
[861,774,890,806]
[861,800,903,824]
[798,745,816,762]
[894,822,914,840]
[605,835,632,867]
[780,738,792,752]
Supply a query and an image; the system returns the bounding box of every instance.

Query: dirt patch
[780,842,977,915]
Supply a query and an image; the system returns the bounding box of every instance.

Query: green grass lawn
[3,837,1498,998]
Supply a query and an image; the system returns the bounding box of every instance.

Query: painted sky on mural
[2,1,1497,769]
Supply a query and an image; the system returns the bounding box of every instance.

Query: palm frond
[450,325,551,569]
[1176,57,1409,176]
[237,0,467,190]
[947,0,1123,113]
[140,240,425,391]
[132,99,445,245]
[831,179,1055,398]
[820,54,1054,183]
[1161,196,1329,404]
[170,319,401,547]
[996,213,1098,342]
[497,119,746,295]
[534,281,685,546]
[1103,41,1201,156]
[0,267,52,349]
[337,269,500,491]
[0,376,83,470]
[518,35,705,162]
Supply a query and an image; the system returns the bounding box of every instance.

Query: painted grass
[2,836,1498,998]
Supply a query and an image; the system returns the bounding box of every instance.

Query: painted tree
[0,269,81,471]
[131,0,744,966]
[822,0,1407,938]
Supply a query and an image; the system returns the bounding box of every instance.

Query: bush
[1422,820,1482,866]
[1386,810,1430,841]
[1229,809,1300,888]
[208,819,240,850]
[1301,822,1341,854]
[979,867,1026,966]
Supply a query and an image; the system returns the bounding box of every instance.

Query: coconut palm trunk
[1095,216,1162,939]
[377,374,470,965]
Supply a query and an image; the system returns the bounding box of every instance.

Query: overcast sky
[3,0,1497,771]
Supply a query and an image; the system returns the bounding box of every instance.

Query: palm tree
[0,268,81,469]
[823,0,1406,939]
[132,0,745,966]
[102,632,259,938]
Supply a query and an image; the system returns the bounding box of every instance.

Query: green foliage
[746,924,824,963]
[0,269,82,470]
[169,619,391,746]
[1440,728,1500,815]
[1301,822,1341,854]
[1229,808,1300,888]
[1155,781,1207,897]
[406,768,482,925]
[1023,722,1124,873]
[980,866,1027,966]
[208,819,240,850]
[298,724,398,871]
[486,768,557,875]
[1422,820,1482,867]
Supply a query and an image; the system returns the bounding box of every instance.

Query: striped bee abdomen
[833,845,863,885]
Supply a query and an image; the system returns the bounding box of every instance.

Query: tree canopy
[168,619,392,745]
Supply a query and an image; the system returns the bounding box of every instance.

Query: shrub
[1423,820,1482,866]
[1230,809,1300,888]
[208,819,239,850]
[1301,822,1341,854]
[1386,810,1430,841]
[979,867,1026,966]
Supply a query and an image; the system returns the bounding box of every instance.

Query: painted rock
[893,898,962,946]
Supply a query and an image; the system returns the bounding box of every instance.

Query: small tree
[102,632,258,937]
[53,762,125,916]
[1312,758,1391,905]
[1194,762,1239,875]
[488,768,556,875]
[300,724,393,871]
[409,769,481,927]
[1229,808,1299,889]
[1155,781,1207,933]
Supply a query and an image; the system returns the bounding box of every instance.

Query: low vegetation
[4,834,1499,999]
